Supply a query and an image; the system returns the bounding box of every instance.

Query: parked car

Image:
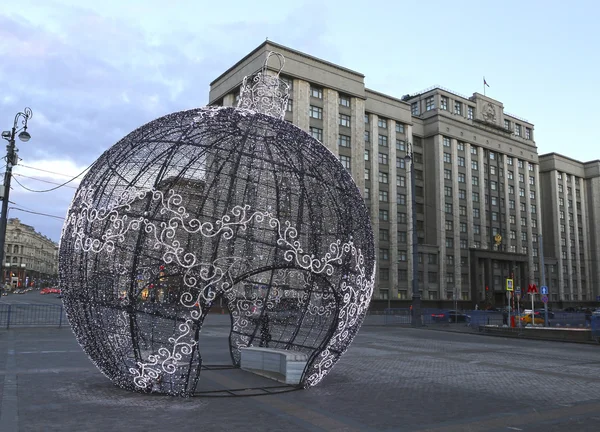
[431,310,470,323]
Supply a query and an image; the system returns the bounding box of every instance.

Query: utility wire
[11,164,90,192]
[17,163,88,179]
[13,173,78,189]
[8,207,65,220]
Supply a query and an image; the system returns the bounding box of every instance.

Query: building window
[460,206,467,216]
[472,192,479,202]
[454,101,462,115]
[473,208,480,218]
[443,137,451,147]
[530,191,535,200]
[443,152,451,163]
[310,86,323,99]
[379,209,388,221]
[411,102,419,115]
[473,224,480,234]
[459,189,466,200]
[490,181,497,191]
[519,188,525,197]
[398,213,407,224]
[446,238,453,248]
[472,161,478,170]
[518,159,524,169]
[379,269,389,282]
[457,173,465,183]
[445,220,453,231]
[309,105,322,119]
[379,229,389,241]
[379,190,388,202]
[504,119,510,130]
[470,146,477,155]
[364,168,369,180]
[458,156,465,167]
[558,184,563,193]
[460,239,468,249]
[397,157,405,169]
[378,118,387,129]
[378,135,388,147]
[472,176,479,186]
[490,165,496,175]
[396,123,405,134]
[397,176,406,187]
[364,188,369,199]
[378,153,388,165]
[521,217,527,227]
[525,127,531,140]
[506,156,513,165]
[286,99,293,112]
[445,186,452,197]
[364,114,369,124]
[364,150,369,161]
[396,139,405,151]
[457,142,464,151]
[528,163,534,172]
[507,170,514,180]
[515,124,521,136]
[339,155,351,170]
[397,193,406,205]
[310,127,322,141]
[426,96,435,111]
[440,96,448,110]
[338,134,351,147]
[339,95,350,107]
[379,248,389,261]
[467,106,474,119]
[509,185,514,194]
[519,173,524,183]
[339,114,351,127]
[444,169,452,180]
[379,172,388,184]
[445,203,453,213]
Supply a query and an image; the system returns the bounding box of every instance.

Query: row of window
[309,85,352,108]
[444,184,537,200]
[413,96,474,120]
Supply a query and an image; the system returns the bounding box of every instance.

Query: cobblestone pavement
[1,314,600,431]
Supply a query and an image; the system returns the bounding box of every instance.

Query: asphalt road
[1,307,600,431]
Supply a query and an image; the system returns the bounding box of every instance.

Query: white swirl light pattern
[64,185,373,389]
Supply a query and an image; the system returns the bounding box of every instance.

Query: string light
[59,52,375,396]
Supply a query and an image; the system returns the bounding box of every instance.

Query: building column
[553,172,564,300]
[503,157,511,252]
[369,114,380,298]
[478,149,487,249]
[434,134,446,296]
[451,139,461,301]
[407,124,417,299]
[562,174,573,300]
[579,178,593,300]
[293,79,309,131]
[573,177,582,300]
[389,121,398,300]
[535,164,543,285]
[323,89,339,157]
[524,165,534,285]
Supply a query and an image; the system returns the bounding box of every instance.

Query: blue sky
[0,0,598,241]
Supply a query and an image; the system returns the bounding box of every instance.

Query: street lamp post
[405,143,421,326]
[0,108,33,280]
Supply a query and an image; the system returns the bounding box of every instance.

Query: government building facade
[207,41,600,308]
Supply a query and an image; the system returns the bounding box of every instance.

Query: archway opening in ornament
[192,265,340,394]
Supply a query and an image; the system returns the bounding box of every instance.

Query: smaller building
[539,154,600,304]
[2,218,58,288]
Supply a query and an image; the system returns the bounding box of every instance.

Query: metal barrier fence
[0,304,66,329]
[381,308,595,329]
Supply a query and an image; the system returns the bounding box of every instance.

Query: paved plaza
[1,300,600,431]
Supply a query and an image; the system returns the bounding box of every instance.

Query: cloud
[0,0,333,242]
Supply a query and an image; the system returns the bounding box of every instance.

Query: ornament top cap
[237,51,290,120]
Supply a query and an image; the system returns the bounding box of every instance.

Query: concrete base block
[240,347,308,385]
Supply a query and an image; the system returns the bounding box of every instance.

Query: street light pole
[405,143,421,326]
[0,108,32,282]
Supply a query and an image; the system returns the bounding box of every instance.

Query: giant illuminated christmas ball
[59,52,375,396]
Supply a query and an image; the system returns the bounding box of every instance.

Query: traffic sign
[540,286,548,295]
[527,284,538,294]
[542,295,548,304]
[515,287,521,295]
[506,278,514,291]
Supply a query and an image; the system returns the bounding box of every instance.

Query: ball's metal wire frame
[59,55,375,398]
